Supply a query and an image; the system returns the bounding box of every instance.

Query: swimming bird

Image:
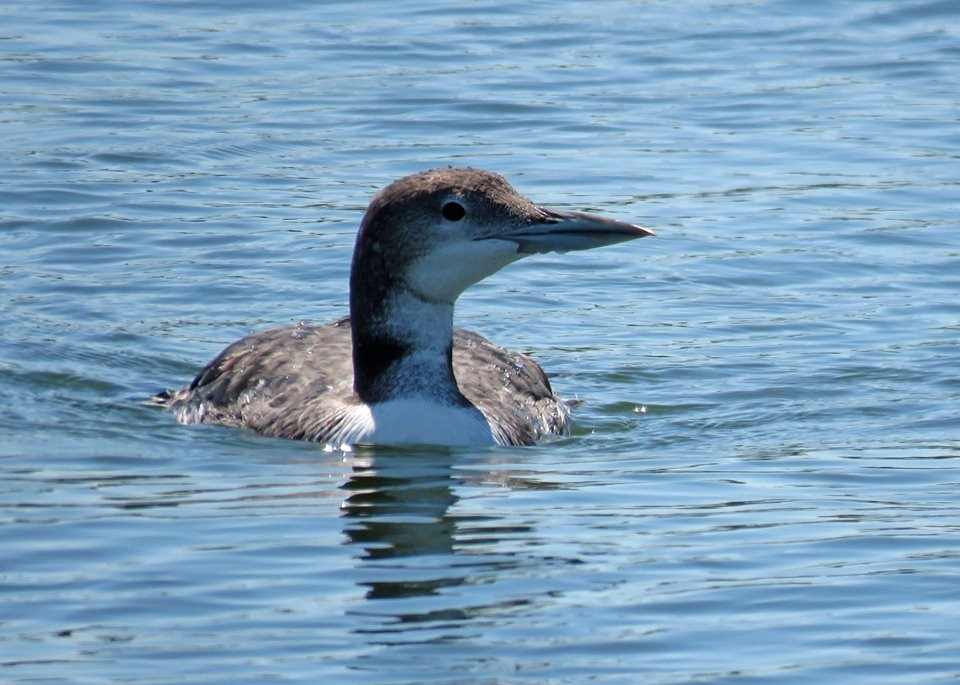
[155,167,652,447]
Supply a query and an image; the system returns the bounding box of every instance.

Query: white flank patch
[334,399,496,447]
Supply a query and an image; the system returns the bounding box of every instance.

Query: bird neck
[350,281,466,406]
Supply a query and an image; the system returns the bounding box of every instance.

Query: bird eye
[441,201,466,222]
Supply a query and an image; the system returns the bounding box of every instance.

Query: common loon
[155,167,652,447]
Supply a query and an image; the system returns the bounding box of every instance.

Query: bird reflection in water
[339,451,465,601]
[336,451,570,638]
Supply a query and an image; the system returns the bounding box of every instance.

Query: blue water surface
[2,1,959,683]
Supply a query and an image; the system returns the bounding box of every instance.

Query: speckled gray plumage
[159,317,568,446]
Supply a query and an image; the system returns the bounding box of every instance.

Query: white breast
[330,398,497,447]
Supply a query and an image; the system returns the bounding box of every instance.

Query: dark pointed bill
[488,206,654,254]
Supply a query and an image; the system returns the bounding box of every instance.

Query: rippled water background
[3,1,959,682]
